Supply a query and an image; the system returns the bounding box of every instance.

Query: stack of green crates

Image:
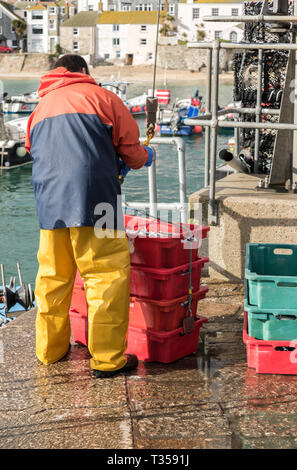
[245,243,297,341]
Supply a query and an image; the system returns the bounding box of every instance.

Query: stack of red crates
[69,214,209,363]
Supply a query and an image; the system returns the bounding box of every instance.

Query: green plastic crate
[247,310,297,341]
[245,243,297,310]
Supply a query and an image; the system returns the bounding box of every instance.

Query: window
[48,6,56,14]
[60,7,65,14]
[73,27,79,36]
[24,11,27,17]
[104,53,110,59]
[49,19,56,30]
[113,38,120,46]
[136,3,152,11]
[88,5,94,10]
[147,52,153,60]
[116,50,121,58]
[121,3,131,10]
[231,8,238,16]
[230,31,237,43]
[73,41,79,51]
[169,4,175,15]
[214,30,222,39]
[113,24,119,31]
[212,8,219,16]
[192,8,199,19]
[32,11,43,20]
[32,25,43,35]
[140,38,147,45]
[141,25,147,32]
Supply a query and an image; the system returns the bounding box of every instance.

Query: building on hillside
[177,0,243,43]
[13,0,77,53]
[96,10,158,65]
[77,0,178,16]
[0,1,25,49]
[60,10,98,60]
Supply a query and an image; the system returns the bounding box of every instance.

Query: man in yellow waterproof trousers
[25,55,154,378]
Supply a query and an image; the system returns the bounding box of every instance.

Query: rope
[142,0,162,147]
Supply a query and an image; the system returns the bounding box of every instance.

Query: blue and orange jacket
[25,67,148,230]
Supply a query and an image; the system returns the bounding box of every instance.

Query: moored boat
[2,91,39,115]
[0,116,32,170]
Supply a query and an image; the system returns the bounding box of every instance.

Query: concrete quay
[190,173,297,281]
[1,280,297,449]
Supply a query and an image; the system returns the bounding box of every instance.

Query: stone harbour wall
[0,53,55,74]
[157,44,236,71]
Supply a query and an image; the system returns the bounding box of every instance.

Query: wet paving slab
[1,280,297,448]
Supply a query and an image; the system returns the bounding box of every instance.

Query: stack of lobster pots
[244,243,297,374]
[69,214,209,364]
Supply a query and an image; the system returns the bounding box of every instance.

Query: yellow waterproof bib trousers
[35,227,130,371]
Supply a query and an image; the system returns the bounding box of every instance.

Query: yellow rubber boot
[70,227,130,372]
[35,228,76,364]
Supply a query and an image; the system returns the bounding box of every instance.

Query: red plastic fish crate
[126,316,208,363]
[125,214,209,269]
[129,285,208,331]
[69,307,88,346]
[130,256,208,300]
[71,271,87,316]
[243,311,297,375]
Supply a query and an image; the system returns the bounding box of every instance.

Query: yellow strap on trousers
[35,227,130,371]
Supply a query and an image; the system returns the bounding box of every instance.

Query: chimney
[98,1,103,11]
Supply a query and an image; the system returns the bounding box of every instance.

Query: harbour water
[0,79,233,285]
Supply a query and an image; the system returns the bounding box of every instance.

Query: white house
[177,0,243,43]
[96,10,158,65]
[25,3,49,52]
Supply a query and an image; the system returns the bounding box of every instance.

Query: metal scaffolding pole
[202,14,297,22]
[204,48,212,186]
[254,48,263,173]
[188,42,297,51]
[209,41,220,223]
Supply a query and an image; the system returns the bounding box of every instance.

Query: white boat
[0,116,32,170]
[101,80,147,116]
[2,91,39,114]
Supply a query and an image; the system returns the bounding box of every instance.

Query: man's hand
[119,158,131,179]
[142,145,156,167]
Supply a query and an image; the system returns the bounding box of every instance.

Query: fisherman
[25,54,154,378]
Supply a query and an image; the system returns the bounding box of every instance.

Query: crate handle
[273,248,293,256]
[276,281,297,288]
[180,270,190,276]
[274,346,295,352]
[275,314,297,320]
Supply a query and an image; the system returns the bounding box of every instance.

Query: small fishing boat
[218,101,241,134]
[2,91,39,114]
[156,89,204,136]
[0,116,32,170]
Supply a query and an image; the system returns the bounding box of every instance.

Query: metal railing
[124,136,189,224]
[184,29,297,224]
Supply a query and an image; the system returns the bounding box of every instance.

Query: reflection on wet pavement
[1,280,297,448]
